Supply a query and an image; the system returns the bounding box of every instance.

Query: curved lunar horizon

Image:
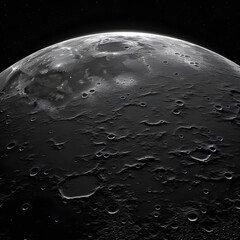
[2,31,239,70]
[1,32,240,239]
[1,31,239,120]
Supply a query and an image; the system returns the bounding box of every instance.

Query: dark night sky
[0,0,240,72]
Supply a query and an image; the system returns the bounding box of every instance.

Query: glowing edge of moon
[3,31,240,70]
[1,31,239,90]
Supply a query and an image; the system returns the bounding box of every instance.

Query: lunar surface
[1,32,240,239]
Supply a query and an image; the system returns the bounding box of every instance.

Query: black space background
[0,0,240,72]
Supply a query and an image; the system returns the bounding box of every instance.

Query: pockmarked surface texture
[1,32,240,239]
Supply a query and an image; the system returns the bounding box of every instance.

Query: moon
[1,32,240,239]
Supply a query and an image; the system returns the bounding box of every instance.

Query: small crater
[30,117,37,122]
[105,203,119,215]
[18,146,25,152]
[82,92,88,98]
[190,148,211,162]
[209,145,216,152]
[203,189,209,195]
[153,211,159,218]
[215,104,223,111]
[89,89,95,94]
[95,152,103,157]
[171,223,179,229]
[203,226,214,233]
[224,172,233,180]
[175,99,184,106]
[201,208,207,214]
[103,153,110,159]
[22,202,31,211]
[187,211,198,222]
[235,199,240,209]
[30,167,40,177]
[154,204,161,211]
[107,133,116,140]
[139,102,147,107]
[172,109,180,115]
[7,141,17,150]
[217,136,223,141]
[179,134,184,138]
[59,175,100,199]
